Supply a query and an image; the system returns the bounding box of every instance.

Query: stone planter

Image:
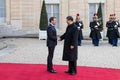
[39,30,47,40]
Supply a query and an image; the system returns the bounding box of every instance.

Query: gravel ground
[0,38,120,69]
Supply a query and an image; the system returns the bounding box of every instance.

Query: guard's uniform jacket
[75,21,84,40]
[89,21,102,39]
[106,21,120,39]
[113,21,120,38]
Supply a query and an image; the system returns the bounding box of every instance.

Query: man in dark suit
[47,17,57,73]
[59,16,78,75]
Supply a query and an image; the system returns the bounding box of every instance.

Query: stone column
[6,0,11,24]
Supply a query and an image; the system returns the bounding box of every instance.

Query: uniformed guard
[89,13,102,46]
[112,14,120,46]
[106,14,114,45]
[106,14,120,46]
[75,14,84,46]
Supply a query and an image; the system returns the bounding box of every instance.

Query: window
[0,0,6,17]
[0,0,6,23]
[45,0,59,4]
[89,3,104,22]
[46,4,59,29]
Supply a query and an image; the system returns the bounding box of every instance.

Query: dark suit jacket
[47,24,57,47]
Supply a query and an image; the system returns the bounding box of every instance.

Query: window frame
[46,4,60,29]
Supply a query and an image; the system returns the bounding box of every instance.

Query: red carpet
[0,63,120,80]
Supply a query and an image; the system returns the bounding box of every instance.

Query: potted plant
[39,0,48,40]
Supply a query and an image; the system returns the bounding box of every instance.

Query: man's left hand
[70,45,74,49]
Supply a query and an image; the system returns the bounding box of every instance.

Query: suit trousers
[68,61,77,73]
[47,46,55,70]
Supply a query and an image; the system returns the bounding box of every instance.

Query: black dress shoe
[78,44,81,46]
[47,69,57,73]
[113,45,118,47]
[64,70,71,73]
[69,72,77,75]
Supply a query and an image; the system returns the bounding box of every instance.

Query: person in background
[89,13,102,46]
[75,14,84,46]
[47,17,57,73]
[106,14,120,46]
[112,14,120,46]
[58,16,78,75]
[106,14,114,45]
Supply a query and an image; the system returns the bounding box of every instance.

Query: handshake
[57,37,75,49]
[57,37,62,41]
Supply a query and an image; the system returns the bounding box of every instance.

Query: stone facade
[1,0,120,34]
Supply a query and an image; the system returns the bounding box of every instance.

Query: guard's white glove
[78,27,80,30]
[79,23,82,26]
[97,22,100,26]
[116,22,119,25]
[114,25,117,28]
[95,25,98,28]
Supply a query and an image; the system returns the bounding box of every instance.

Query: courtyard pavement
[0,40,7,50]
[0,38,120,69]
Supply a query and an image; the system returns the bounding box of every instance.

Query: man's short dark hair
[49,17,56,22]
[66,16,73,21]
